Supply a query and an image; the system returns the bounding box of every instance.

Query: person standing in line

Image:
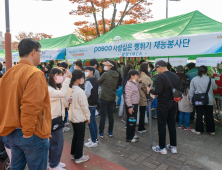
[121,64,133,123]
[0,38,51,170]
[125,70,142,142]
[178,79,193,131]
[84,66,99,148]
[189,66,217,135]
[69,69,90,164]
[90,59,100,80]
[59,62,71,132]
[147,60,180,155]
[138,63,153,133]
[98,61,119,138]
[48,68,72,170]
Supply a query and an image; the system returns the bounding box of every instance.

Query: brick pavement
[63,111,222,170]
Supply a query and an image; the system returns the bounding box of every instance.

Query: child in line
[125,70,142,142]
[84,66,99,148]
[69,69,90,164]
[178,78,193,131]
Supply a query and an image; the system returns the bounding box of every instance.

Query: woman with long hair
[189,66,217,135]
[138,63,153,133]
[48,67,72,170]
[69,69,90,163]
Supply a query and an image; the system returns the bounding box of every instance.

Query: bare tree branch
[91,1,100,37]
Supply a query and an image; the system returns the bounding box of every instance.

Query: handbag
[51,99,64,132]
[163,73,182,102]
[192,77,211,106]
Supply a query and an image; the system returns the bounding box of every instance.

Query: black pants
[190,107,195,121]
[126,104,138,140]
[157,101,177,148]
[71,122,85,159]
[138,106,146,131]
[195,105,215,132]
[99,99,114,133]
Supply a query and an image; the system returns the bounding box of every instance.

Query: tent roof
[81,10,222,46]
[39,34,85,50]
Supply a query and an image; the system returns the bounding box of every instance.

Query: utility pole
[5,0,12,71]
[166,0,168,18]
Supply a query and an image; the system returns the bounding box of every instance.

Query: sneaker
[178,125,183,129]
[152,145,167,155]
[191,129,201,135]
[63,127,70,132]
[71,155,75,160]
[153,116,157,119]
[167,144,177,154]
[65,122,69,126]
[88,138,99,144]
[59,162,66,168]
[208,132,215,135]
[137,129,146,133]
[84,141,98,148]
[49,165,66,170]
[99,133,104,138]
[107,132,113,137]
[184,127,191,131]
[75,155,89,164]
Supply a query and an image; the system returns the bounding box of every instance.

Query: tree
[15,32,52,42]
[69,0,153,41]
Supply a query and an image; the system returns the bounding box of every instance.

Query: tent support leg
[125,57,127,65]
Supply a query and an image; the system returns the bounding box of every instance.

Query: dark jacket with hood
[98,70,119,101]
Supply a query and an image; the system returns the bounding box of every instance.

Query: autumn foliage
[15,32,52,42]
[69,0,153,41]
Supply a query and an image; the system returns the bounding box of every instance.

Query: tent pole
[125,57,127,65]
[168,56,169,63]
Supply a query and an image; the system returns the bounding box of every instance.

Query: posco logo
[94,46,113,53]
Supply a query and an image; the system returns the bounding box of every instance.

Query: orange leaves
[15,32,52,42]
[70,0,152,41]
[74,21,89,26]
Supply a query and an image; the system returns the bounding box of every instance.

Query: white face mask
[104,66,109,71]
[42,65,45,67]
[148,68,151,72]
[132,79,136,83]
[84,72,89,78]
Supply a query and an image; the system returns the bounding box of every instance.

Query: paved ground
[1,110,221,170]
[63,110,222,170]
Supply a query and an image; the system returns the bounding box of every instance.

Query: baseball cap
[176,65,184,72]
[102,61,114,67]
[155,60,167,68]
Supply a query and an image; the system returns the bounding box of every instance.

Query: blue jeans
[179,112,191,128]
[49,128,64,168]
[88,107,98,142]
[5,129,49,170]
[64,108,68,123]
[153,109,157,117]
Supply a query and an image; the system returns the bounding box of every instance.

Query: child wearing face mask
[125,70,142,142]
[84,66,99,148]
[69,69,90,164]
[48,68,72,170]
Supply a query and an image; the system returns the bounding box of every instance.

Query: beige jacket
[48,77,71,120]
[69,86,90,123]
[139,72,153,106]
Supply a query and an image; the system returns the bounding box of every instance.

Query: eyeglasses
[36,50,43,55]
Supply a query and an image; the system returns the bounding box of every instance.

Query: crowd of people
[0,38,219,170]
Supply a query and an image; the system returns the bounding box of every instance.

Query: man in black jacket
[84,66,99,148]
[147,60,180,155]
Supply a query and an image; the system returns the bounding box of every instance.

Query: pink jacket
[125,81,142,108]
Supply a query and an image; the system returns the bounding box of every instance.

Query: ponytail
[198,66,207,77]
[69,69,84,88]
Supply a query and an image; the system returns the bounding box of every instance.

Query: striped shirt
[125,81,142,108]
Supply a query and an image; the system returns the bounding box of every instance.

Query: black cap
[155,60,167,68]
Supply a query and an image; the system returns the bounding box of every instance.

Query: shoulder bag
[51,99,64,132]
